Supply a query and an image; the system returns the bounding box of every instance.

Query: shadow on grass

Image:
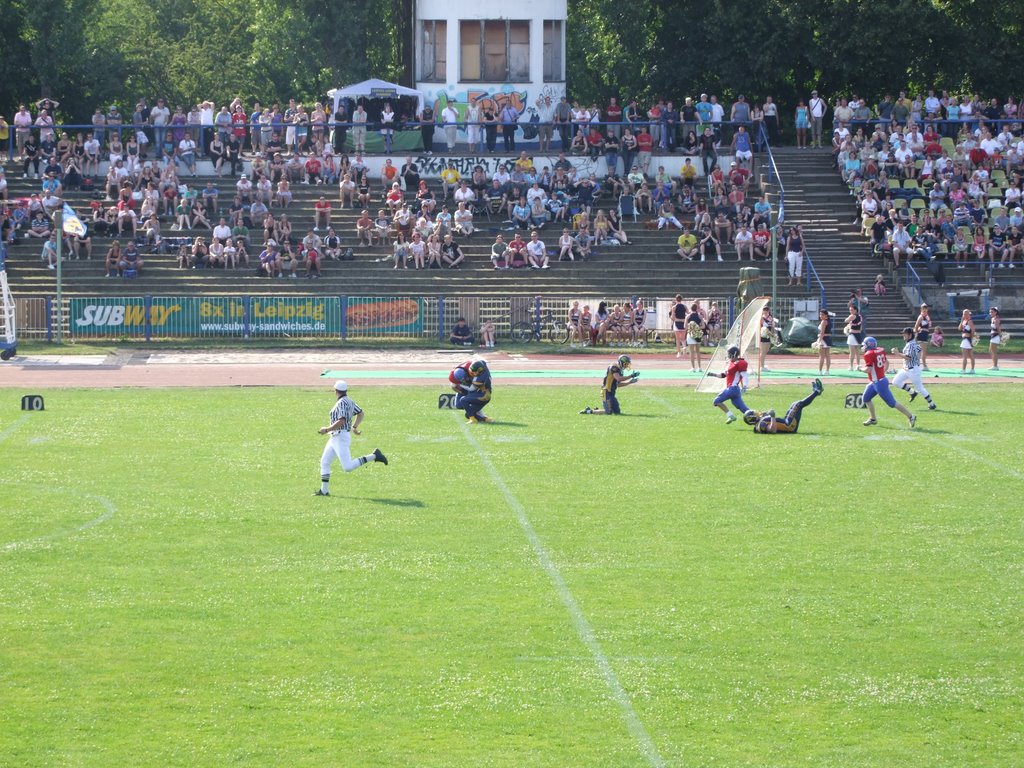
[334,496,426,508]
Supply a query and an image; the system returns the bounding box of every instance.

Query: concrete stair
[2,163,811,305]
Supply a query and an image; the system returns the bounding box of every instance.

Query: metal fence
[13,293,806,344]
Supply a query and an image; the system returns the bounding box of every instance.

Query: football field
[1,383,1021,767]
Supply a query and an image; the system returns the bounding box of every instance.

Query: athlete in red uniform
[860,336,915,427]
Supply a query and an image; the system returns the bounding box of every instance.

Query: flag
[61,203,87,238]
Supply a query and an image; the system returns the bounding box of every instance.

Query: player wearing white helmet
[580,354,639,415]
[315,379,388,497]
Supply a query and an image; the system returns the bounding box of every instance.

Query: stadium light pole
[54,206,63,345]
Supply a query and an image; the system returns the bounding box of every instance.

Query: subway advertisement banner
[68,296,423,337]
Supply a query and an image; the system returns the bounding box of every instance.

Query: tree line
[2,0,1019,126]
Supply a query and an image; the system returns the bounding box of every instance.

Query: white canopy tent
[327,79,424,115]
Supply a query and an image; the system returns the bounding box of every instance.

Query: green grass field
[1,383,1021,767]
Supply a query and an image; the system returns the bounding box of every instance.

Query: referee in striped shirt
[316,380,387,497]
[891,326,936,410]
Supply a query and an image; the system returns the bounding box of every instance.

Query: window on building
[460,20,530,82]
[543,20,563,82]
[420,20,447,82]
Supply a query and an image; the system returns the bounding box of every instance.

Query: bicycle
[510,310,570,344]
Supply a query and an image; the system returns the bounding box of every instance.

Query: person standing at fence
[500,102,521,152]
[351,103,367,154]
[442,99,459,152]
[809,90,827,148]
[315,380,388,497]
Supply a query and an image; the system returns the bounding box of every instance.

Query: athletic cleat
[812,378,823,393]
[314,490,330,496]
[579,407,593,414]
[467,416,479,424]
[373,448,388,466]
[474,414,491,423]
[908,414,917,429]
[725,413,737,424]
[928,403,936,410]
[863,418,877,426]
[909,390,918,402]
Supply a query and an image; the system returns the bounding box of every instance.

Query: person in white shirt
[149,98,170,151]
[465,101,482,153]
[979,134,999,157]
[453,181,475,206]
[236,174,253,201]
[442,101,459,152]
[351,105,367,153]
[734,225,754,260]
[212,218,232,244]
[526,230,549,269]
[198,100,215,157]
[808,90,827,147]
[536,96,556,152]
[453,202,474,236]
[178,134,198,175]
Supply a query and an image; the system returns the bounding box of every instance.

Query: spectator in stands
[440,232,464,268]
[636,127,654,174]
[784,225,805,284]
[676,226,698,260]
[699,220,721,261]
[731,125,753,169]
[450,318,474,346]
[454,202,474,237]
[355,209,372,245]
[490,233,510,269]
[734,224,754,260]
[888,221,912,267]
[526,230,549,269]
[119,239,143,275]
[657,199,683,230]
[178,132,198,175]
[313,196,332,231]
[507,232,528,268]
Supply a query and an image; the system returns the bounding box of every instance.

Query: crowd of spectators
[835,108,1024,280]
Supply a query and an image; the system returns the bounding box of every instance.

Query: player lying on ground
[580,355,639,414]
[449,357,493,423]
[743,378,824,433]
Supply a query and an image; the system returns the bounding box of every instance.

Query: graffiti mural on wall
[420,83,566,136]
[412,154,603,178]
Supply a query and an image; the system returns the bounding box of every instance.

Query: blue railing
[804,250,827,309]
[758,123,785,227]
[904,261,924,307]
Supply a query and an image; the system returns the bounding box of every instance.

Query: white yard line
[459,419,666,768]
[0,414,29,443]
[918,433,1024,481]
[1,493,116,553]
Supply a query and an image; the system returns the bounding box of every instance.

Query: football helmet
[743,409,759,425]
[727,345,741,360]
[862,336,877,350]
[452,368,468,382]
[618,354,632,369]
[469,359,487,375]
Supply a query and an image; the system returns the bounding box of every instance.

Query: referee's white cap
[334,380,349,392]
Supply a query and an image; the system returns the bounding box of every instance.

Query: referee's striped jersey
[901,340,922,369]
[328,397,362,433]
